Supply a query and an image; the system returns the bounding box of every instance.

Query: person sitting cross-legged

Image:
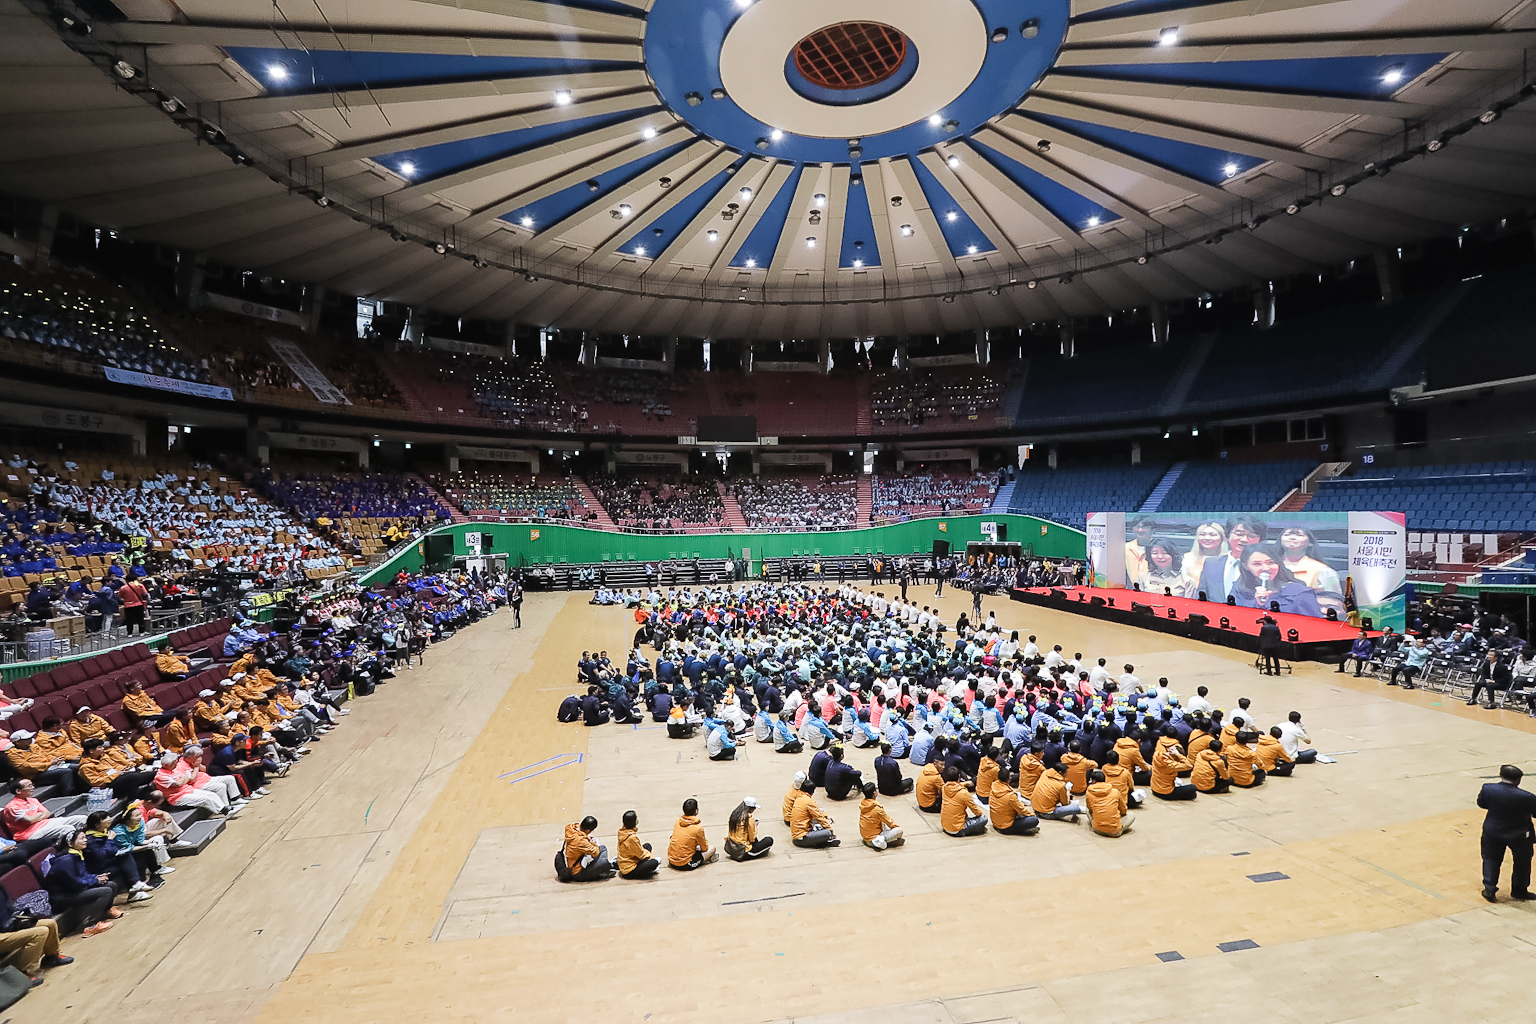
[667,798,719,869]
[616,810,659,879]
[940,766,987,837]
[858,782,904,851]
[789,781,839,848]
[560,816,613,881]
[1085,769,1134,838]
[724,797,773,861]
[989,770,1040,836]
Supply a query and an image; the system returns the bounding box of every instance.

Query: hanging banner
[908,353,978,367]
[264,432,364,454]
[1347,511,1408,632]
[103,368,233,401]
[266,337,351,405]
[199,290,309,328]
[1086,512,1125,589]
[425,335,505,359]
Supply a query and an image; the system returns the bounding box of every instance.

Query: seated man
[874,741,914,796]
[0,885,73,983]
[153,748,245,818]
[1101,750,1148,808]
[1337,630,1374,677]
[667,798,719,869]
[1085,769,1134,837]
[789,781,838,848]
[559,816,613,882]
[1276,711,1318,765]
[155,643,191,681]
[65,705,111,747]
[1030,763,1084,823]
[1149,742,1197,802]
[120,681,164,727]
[822,745,863,800]
[771,716,804,754]
[940,766,987,837]
[1256,726,1296,778]
[725,797,773,861]
[1227,731,1266,788]
[581,686,610,728]
[616,810,659,880]
[705,717,737,761]
[915,759,944,813]
[78,739,155,798]
[989,770,1040,836]
[1,779,87,844]
[1192,740,1233,794]
[4,730,78,795]
[858,782,904,851]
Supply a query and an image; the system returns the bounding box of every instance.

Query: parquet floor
[20,586,1536,1024]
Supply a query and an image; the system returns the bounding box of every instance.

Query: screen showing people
[1122,514,1346,619]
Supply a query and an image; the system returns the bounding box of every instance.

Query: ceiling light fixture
[942,294,955,303]
[928,114,943,127]
[642,126,658,140]
[745,258,757,267]
[992,27,1009,43]
[266,63,289,81]
[946,211,958,222]
[988,286,1000,296]
[635,246,646,255]
[755,137,771,150]
[524,271,538,282]
[554,89,572,105]
[619,204,632,216]
[711,88,726,100]
[770,128,784,142]
[434,242,447,254]
[156,93,183,114]
[1285,203,1300,215]
[1331,183,1348,196]
[900,224,913,236]
[946,155,961,168]
[1223,161,1239,178]
[739,187,753,199]
[853,258,864,267]
[1380,65,1405,86]
[707,230,719,242]
[520,215,534,227]
[399,161,416,177]
[1136,254,1149,265]
[113,60,138,80]
[966,244,979,254]
[1027,280,1038,289]
[1427,138,1445,152]
[1479,109,1499,124]
[1158,27,1179,46]
[814,194,826,207]
[806,237,816,248]
[1020,18,1039,39]
[1035,139,1051,153]
[1087,215,1100,227]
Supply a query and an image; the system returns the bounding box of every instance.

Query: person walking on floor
[1477,764,1536,903]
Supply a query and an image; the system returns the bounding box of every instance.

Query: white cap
[160,750,178,764]
[9,730,33,740]
[742,796,758,809]
[198,689,216,697]
[792,771,806,785]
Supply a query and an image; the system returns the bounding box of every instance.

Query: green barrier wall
[362,514,1084,585]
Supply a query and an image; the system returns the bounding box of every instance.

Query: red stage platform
[1010,585,1376,661]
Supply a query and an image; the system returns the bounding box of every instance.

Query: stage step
[1138,461,1190,513]
[170,817,226,856]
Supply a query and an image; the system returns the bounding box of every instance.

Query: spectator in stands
[119,576,149,635]
[1232,545,1322,616]
[153,748,244,818]
[1196,518,1264,601]
[4,732,78,794]
[2,779,86,843]
[156,642,191,680]
[44,831,120,937]
[0,888,72,981]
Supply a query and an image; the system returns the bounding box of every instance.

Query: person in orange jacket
[1150,742,1197,802]
[667,798,719,869]
[616,810,659,879]
[560,816,613,882]
[1227,730,1266,788]
[1085,770,1134,837]
[940,766,987,837]
[1059,741,1098,794]
[858,782,904,851]
[1256,727,1296,777]
[1192,740,1233,794]
[989,771,1039,836]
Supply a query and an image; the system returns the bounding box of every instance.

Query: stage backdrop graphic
[1089,511,1405,632]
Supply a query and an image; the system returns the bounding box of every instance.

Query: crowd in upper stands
[255,471,451,525]
[869,368,1009,430]
[730,476,857,531]
[430,470,590,521]
[587,474,724,532]
[872,470,996,523]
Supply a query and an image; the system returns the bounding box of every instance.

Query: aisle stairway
[990,477,1016,512]
[1273,488,1315,512]
[854,376,872,434]
[1137,461,1189,513]
[573,476,616,529]
[718,482,748,531]
[410,473,469,524]
[856,475,872,528]
[1159,335,1216,417]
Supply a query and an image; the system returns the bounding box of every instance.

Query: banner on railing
[425,335,505,359]
[200,291,309,328]
[454,445,538,465]
[266,337,351,404]
[265,431,364,454]
[103,368,234,401]
[908,352,978,367]
[596,356,666,371]
[530,529,541,541]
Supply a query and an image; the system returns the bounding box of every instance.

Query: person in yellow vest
[989,770,1040,836]
[65,706,111,746]
[667,798,719,868]
[1256,727,1296,777]
[940,766,987,837]
[1085,769,1134,837]
[1192,740,1232,794]
[789,781,838,848]
[858,782,904,850]
[1031,762,1084,823]
[615,810,659,879]
[155,642,191,681]
[725,797,773,861]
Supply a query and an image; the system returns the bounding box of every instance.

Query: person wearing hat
[4,731,78,794]
[153,748,244,818]
[2,778,87,843]
[191,690,227,733]
[725,797,773,861]
[65,706,111,747]
[782,771,809,824]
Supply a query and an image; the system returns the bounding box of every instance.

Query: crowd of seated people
[552,580,1320,874]
[872,470,996,523]
[555,366,695,433]
[0,568,506,979]
[256,471,452,525]
[869,368,1009,431]
[730,475,857,531]
[588,474,725,532]
[467,358,577,431]
[430,470,590,521]
[0,263,210,384]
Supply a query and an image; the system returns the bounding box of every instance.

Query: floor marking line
[1354,857,1448,900]
[720,892,807,906]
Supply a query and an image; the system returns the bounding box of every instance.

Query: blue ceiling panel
[1074,0,1230,22]
[971,141,1121,232]
[1065,53,1448,98]
[619,157,749,259]
[909,159,996,258]
[729,165,804,269]
[1027,112,1265,185]
[379,108,657,182]
[500,141,691,232]
[225,46,637,93]
[839,169,882,269]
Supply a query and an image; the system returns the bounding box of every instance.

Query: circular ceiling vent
[793,22,908,90]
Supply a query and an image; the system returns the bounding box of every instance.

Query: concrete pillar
[665,336,678,372]
[31,205,59,271]
[976,331,990,366]
[304,283,327,334]
[1374,250,1401,305]
[1150,301,1169,346]
[818,338,831,374]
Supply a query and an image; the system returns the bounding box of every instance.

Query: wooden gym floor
[21,586,1536,1024]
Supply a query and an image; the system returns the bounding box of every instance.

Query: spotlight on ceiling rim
[1380,65,1405,86]
[942,294,955,303]
[1286,203,1301,214]
[1026,280,1038,289]
[113,60,138,80]
[1426,138,1445,152]
[1479,109,1499,124]
[1331,183,1348,196]
[1158,27,1179,47]
[434,243,448,254]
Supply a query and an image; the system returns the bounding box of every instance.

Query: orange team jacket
[1031,768,1072,813]
[122,691,163,719]
[156,652,191,678]
[1220,723,1239,748]
[988,780,1031,830]
[1192,749,1231,790]
[78,756,122,788]
[782,785,803,824]
[667,814,708,866]
[108,743,145,768]
[789,793,831,841]
[976,756,1000,797]
[192,700,226,731]
[1102,761,1137,800]
[915,762,944,808]
[1085,781,1128,834]
[65,714,111,746]
[616,827,649,874]
[35,731,82,762]
[1226,742,1259,785]
[1256,735,1293,771]
[1017,753,1046,797]
[1155,735,1181,760]
[131,734,161,762]
[940,781,982,833]
[160,719,193,753]
[5,745,55,778]
[1060,751,1098,794]
[1112,738,1149,774]
[1150,745,1193,795]
[562,822,600,869]
[859,797,896,841]
[1187,731,1215,757]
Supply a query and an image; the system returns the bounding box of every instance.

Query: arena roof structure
[2,0,1535,337]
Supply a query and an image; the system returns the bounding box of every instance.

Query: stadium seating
[1004,464,1169,528]
[731,475,857,530]
[432,470,594,521]
[1307,461,1536,532]
[1158,459,1316,512]
[872,470,997,522]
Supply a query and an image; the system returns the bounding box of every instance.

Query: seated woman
[724,797,773,861]
[44,830,121,936]
[616,810,659,879]
[1230,545,1322,617]
[82,811,158,901]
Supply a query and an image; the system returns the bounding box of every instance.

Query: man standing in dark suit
[1477,764,1536,902]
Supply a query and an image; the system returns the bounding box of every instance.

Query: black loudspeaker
[1362,617,1374,629]
[1132,601,1154,616]
[1164,587,1173,597]
[1287,628,1300,642]
[1197,591,1208,603]
[1167,608,1179,619]
[1049,589,1067,600]
[1187,613,1209,627]
[1326,608,1338,621]
[1269,601,1282,612]
[996,523,1007,541]
[1226,595,1237,606]
[1219,616,1232,629]
[1107,597,1116,607]
[1090,596,1107,607]
[932,539,950,557]
[1132,582,1142,591]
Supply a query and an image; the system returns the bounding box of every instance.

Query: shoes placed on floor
[157,864,176,874]
[245,791,265,799]
[128,890,154,903]
[255,787,270,796]
[130,881,151,892]
[40,954,72,968]
[83,922,115,937]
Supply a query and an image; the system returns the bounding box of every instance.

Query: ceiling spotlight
[808,212,822,225]
[57,13,92,35]
[848,145,863,158]
[988,286,1000,296]
[769,128,784,142]
[942,294,955,303]
[891,195,903,207]
[942,120,959,134]
[1158,27,1179,47]
[806,237,816,248]
[928,114,943,127]
[1027,279,1038,289]
[652,227,664,237]
[814,194,826,207]
[1136,254,1149,265]
[739,187,753,199]
[992,27,1009,43]
[399,161,416,177]
[472,257,488,268]
[230,151,253,166]
[1331,183,1348,196]
[1380,65,1405,86]
[755,137,771,150]
[267,63,289,81]
[619,204,632,216]
[635,245,647,255]
[113,60,138,80]
[853,258,864,268]
[659,176,672,189]
[946,155,961,169]
[388,227,407,241]
[312,193,331,207]
[1060,272,1074,284]
[520,215,534,227]
[1036,139,1051,153]
[642,126,658,140]
[1426,138,1445,152]
[1285,203,1300,215]
[900,224,913,236]
[849,174,862,187]
[434,242,447,254]
[585,179,600,192]
[707,230,719,242]
[1480,109,1499,124]
[946,211,958,222]
[711,88,726,100]
[156,93,183,114]
[733,0,751,7]
[1087,215,1100,227]
[524,271,538,282]
[1205,233,1223,245]
[1020,18,1040,39]
[966,244,979,255]
[1223,161,1239,178]
[745,257,757,267]
[685,91,703,106]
